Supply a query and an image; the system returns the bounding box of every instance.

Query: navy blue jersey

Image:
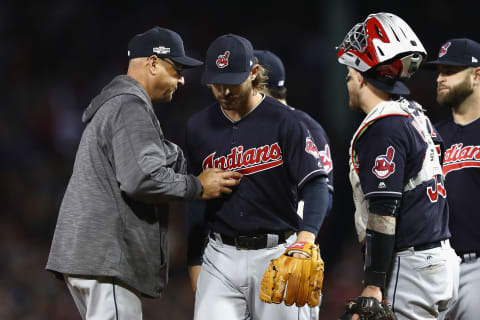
[354,115,450,249]
[435,117,480,252]
[291,109,334,192]
[185,95,327,236]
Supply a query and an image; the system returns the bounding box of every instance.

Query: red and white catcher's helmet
[337,12,427,80]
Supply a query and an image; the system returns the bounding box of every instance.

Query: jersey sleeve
[280,115,327,189]
[299,176,329,235]
[354,116,410,199]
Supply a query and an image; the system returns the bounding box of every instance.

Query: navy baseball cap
[363,72,410,95]
[128,26,203,68]
[201,34,255,85]
[254,50,286,88]
[424,38,480,67]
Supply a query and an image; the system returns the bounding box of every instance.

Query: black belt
[397,240,443,252]
[210,231,295,250]
[457,250,480,263]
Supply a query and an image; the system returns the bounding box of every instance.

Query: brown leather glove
[259,242,324,307]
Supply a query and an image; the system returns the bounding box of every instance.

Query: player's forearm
[327,191,333,215]
[364,228,395,290]
[298,176,329,236]
[188,265,202,293]
[364,197,400,290]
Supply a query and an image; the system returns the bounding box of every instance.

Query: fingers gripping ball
[259,242,324,307]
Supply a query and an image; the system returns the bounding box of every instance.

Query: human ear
[473,67,480,80]
[250,65,259,81]
[356,72,367,87]
[148,56,158,75]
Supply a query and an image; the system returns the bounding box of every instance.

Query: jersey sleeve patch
[319,144,333,174]
[372,146,396,179]
[356,120,405,196]
[305,134,323,168]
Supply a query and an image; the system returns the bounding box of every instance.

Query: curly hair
[252,57,268,92]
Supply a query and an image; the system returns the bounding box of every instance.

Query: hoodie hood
[82,75,151,123]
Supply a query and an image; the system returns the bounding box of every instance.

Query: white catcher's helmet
[337,12,427,80]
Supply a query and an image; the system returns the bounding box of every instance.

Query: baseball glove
[259,241,324,307]
[339,296,395,320]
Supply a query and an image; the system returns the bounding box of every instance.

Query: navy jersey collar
[219,93,266,123]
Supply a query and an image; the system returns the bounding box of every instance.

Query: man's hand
[197,168,243,199]
[349,285,386,320]
[188,265,202,293]
[360,286,383,302]
[293,231,316,258]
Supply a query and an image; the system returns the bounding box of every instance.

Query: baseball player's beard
[220,95,245,111]
[217,89,250,111]
[437,76,473,110]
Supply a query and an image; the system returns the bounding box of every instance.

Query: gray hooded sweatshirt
[46,75,202,297]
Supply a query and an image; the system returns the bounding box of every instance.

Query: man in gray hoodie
[46,26,242,320]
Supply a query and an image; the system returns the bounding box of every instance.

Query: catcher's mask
[337,12,427,95]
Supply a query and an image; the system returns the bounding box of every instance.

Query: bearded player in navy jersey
[254,49,334,217]
[424,38,480,320]
[336,13,459,320]
[185,34,329,320]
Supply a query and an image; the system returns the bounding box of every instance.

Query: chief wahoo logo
[216,51,230,68]
[439,42,451,58]
[305,135,323,168]
[372,146,396,179]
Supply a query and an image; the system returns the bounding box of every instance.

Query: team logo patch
[439,42,451,58]
[305,136,323,168]
[216,51,230,68]
[372,146,396,179]
[319,144,333,173]
[305,136,319,158]
[202,143,283,175]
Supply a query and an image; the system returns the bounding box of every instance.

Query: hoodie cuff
[185,175,203,200]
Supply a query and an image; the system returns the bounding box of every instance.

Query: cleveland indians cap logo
[216,51,230,68]
[372,146,396,179]
[439,42,451,58]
